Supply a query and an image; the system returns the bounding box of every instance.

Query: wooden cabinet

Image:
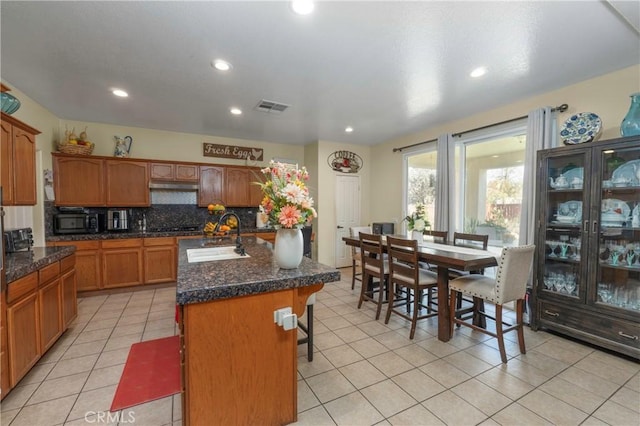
[1,113,40,205]
[143,237,177,284]
[38,273,63,353]
[53,155,105,206]
[105,160,149,206]
[7,273,40,388]
[531,136,640,359]
[225,167,262,207]
[102,239,143,288]
[199,166,225,206]
[60,255,78,328]
[151,162,199,182]
[1,290,9,399]
[50,241,101,291]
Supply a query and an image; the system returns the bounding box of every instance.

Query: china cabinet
[531,136,640,359]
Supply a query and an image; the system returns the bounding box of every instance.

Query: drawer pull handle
[618,331,639,340]
[544,310,559,317]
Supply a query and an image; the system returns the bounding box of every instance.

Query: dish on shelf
[556,200,582,221]
[601,198,631,217]
[560,112,602,145]
[611,159,640,187]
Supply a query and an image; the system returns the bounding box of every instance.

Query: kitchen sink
[186,246,250,263]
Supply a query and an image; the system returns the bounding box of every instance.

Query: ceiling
[1,1,638,147]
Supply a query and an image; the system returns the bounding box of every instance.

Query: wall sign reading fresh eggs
[203,143,264,161]
[327,150,362,173]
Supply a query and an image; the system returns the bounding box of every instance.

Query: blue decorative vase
[0,92,21,115]
[620,92,640,137]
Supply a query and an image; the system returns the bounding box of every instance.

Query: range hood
[149,182,199,191]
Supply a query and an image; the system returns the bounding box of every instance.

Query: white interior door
[335,175,360,268]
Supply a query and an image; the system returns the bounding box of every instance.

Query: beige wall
[371,65,640,231]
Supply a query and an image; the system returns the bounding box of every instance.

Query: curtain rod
[392,103,568,152]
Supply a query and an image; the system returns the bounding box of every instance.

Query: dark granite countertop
[176,237,339,305]
[46,227,277,242]
[5,246,76,283]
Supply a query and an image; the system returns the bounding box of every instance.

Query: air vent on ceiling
[255,99,290,114]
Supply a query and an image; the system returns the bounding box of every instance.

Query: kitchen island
[176,236,340,426]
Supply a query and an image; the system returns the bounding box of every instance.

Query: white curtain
[435,133,455,237]
[519,107,557,245]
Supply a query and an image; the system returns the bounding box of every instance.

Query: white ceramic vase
[411,230,424,244]
[274,228,304,269]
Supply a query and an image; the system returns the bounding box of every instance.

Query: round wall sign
[327,151,362,173]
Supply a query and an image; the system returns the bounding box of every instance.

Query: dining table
[342,234,500,342]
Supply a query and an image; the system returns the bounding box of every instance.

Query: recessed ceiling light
[345,126,354,133]
[291,0,314,15]
[470,67,487,78]
[212,59,232,71]
[230,107,242,115]
[492,155,499,158]
[112,89,128,97]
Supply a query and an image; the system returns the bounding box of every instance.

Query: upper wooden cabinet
[53,155,105,206]
[150,162,199,182]
[105,160,149,206]
[225,167,263,207]
[199,165,225,207]
[1,113,40,205]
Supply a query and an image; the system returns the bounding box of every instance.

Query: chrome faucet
[214,212,246,255]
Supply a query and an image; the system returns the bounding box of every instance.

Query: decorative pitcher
[620,92,640,137]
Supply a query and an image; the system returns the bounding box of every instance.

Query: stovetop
[146,225,200,232]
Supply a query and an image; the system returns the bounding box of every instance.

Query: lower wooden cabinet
[60,268,78,328]
[102,239,143,288]
[7,283,40,387]
[143,237,177,284]
[38,278,63,353]
[1,290,10,398]
[50,241,101,291]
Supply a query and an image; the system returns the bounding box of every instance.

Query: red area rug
[110,335,181,412]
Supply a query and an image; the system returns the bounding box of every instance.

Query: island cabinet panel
[53,155,105,206]
[198,166,224,206]
[1,290,9,398]
[7,273,40,387]
[182,289,298,426]
[50,241,101,291]
[105,160,149,206]
[143,237,177,284]
[38,277,62,353]
[60,256,78,327]
[1,113,40,206]
[102,239,143,288]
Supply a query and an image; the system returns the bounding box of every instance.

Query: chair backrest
[350,226,372,257]
[494,245,535,304]
[359,232,386,279]
[386,236,419,287]
[423,230,448,244]
[453,232,489,250]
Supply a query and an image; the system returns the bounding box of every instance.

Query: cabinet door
[61,269,78,328]
[176,164,199,182]
[12,127,37,205]
[38,278,63,353]
[54,156,106,206]
[144,245,177,284]
[225,167,250,206]
[199,166,225,206]
[7,292,40,387]
[102,239,143,288]
[536,148,591,305]
[52,241,101,291]
[150,162,175,180]
[1,291,9,397]
[105,160,149,206]
[591,140,640,318]
[0,121,14,205]
[249,167,264,206]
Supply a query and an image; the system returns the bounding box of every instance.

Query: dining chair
[451,232,490,324]
[423,230,448,244]
[385,236,438,339]
[449,244,535,363]
[349,226,372,290]
[358,232,389,320]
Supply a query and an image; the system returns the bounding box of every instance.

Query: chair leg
[449,289,458,339]
[307,304,314,362]
[516,298,526,356]
[410,286,420,339]
[384,280,395,324]
[455,293,463,327]
[358,272,368,309]
[375,276,386,320]
[495,304,507,363]
[351,260,356,290]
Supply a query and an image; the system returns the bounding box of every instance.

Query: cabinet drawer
[538,301,640,350]
[60,254,76,273]
[7,272,37,304]
[39,262,60,286]
[53,240,101,250]
[144,237,176,247]
[102,239,143,249]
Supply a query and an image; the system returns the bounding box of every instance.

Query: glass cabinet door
[540,149,590,302]
[594,144,640,313]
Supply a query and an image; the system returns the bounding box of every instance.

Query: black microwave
[54,213,103,234]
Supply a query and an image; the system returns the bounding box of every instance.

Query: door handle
[337,226,344,229]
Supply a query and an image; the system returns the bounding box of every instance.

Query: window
[404,144,437,234]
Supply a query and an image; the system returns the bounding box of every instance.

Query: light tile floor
[1,268,639,425]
